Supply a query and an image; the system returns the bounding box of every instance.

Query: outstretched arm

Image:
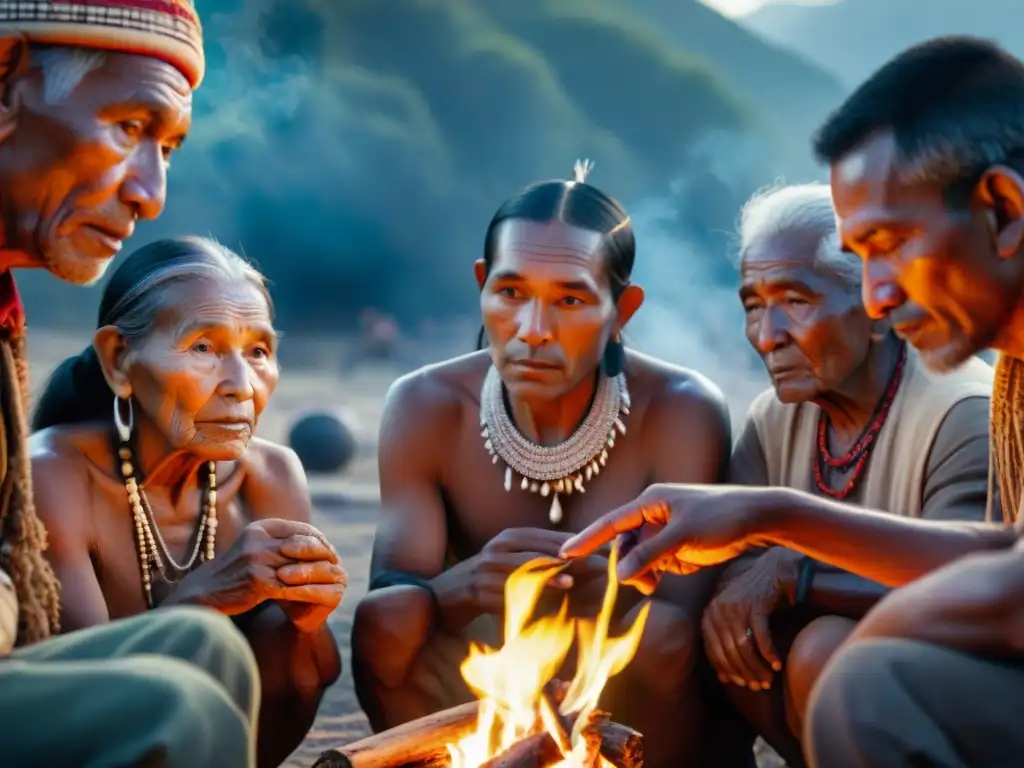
[644,369,732,612]
[796,398,993,614]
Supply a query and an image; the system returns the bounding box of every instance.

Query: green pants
[0,606,260,768]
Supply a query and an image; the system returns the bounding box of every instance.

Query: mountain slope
[744,0,1024,86]
[622,0,845,143]
[23,0,780,328]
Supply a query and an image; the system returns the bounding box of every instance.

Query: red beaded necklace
[813,343,907,500]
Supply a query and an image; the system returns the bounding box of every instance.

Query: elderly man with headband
[0,2,259,766]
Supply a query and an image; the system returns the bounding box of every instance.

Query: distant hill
[21,0,821,330]
[621,0,845,144]
[744,0,1024,87]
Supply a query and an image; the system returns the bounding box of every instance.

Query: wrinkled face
[740,227,873,403]
[0,53,191,285]
[123,277,278,461]
[479,219,618,399]
[831,130,1014,372]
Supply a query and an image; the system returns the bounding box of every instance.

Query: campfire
[316,547,649,768]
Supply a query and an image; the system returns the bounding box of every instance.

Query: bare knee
[352,586,434,688]
[786,616,855,698]
[785,615,855,737]
[623,600,699,697]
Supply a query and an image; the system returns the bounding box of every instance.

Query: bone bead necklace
[118,441,218,609]
[479,366,630,525]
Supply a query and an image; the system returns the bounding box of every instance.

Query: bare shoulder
[28,424,103,527]
[238,436,306,491]
[380,350,490,443]
[626,350,731,435]
[237,437,313,524]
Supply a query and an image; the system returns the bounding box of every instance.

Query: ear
[92,325,132,399]
[614,284,645,331]
[0,33,30,144]
[870,315,892,343]
[974,165,1024,259]
[474,259,487,290]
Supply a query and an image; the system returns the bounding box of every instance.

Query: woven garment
[0,0,204,87]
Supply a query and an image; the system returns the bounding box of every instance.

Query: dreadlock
[0,330,61,645]
[989,353,1024,524]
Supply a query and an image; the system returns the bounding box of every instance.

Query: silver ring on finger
[745,627,754,641]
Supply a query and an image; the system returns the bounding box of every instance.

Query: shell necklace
[117,440,218,609]
[479,366,630,525]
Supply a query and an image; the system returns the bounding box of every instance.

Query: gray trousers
[806,638,1024,767]
[0,606,260,768]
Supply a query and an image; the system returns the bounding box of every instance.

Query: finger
[617,533,680,585]
[545,574,574,589]
[723,620,773,689]
[257,518,331,544]
[560,501,650,559]
[491,551,567,573]
[495,528,572,555]
[701,611,738,686]
[278,534,338,563]
[750,611,781,673]
[276,561,347,586]
[274,583,345,606]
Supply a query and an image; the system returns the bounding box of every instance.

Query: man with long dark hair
[353,162,740,768]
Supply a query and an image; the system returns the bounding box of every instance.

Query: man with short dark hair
[560,36,1024,767]
[0,3,261,766]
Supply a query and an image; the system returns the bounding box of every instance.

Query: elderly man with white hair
[703,182,994,766]
[0,2,264,767]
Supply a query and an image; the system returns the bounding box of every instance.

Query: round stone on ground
[288,410,358,474]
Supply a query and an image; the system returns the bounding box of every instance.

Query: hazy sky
[700,0,840,19]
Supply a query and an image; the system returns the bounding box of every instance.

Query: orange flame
[446,545,650,767]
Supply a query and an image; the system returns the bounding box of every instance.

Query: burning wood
[320,547,648,767]
[311,700,642,768]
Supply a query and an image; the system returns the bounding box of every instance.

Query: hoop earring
[113,395,134,444]
[602,336,624,378]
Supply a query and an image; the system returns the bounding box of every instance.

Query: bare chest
[90,486,251,618]
[442,418,651,558]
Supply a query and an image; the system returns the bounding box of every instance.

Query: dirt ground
[25,331,784,768]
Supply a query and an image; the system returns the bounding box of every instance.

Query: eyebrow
[490,269,597,292]
[739,278,818,298]
[177,321,278,343]
[100,101,190,140]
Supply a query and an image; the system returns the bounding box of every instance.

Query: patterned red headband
[0,0,204,88]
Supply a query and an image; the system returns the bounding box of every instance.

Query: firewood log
[312,699,642,768]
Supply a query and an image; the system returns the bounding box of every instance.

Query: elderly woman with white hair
[704,182,994,766]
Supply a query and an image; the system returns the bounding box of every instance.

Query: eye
[191,341,213,354]
[498,286,520,299]
[561,296,585,306]
[785,296,810,306]
[250,345,270,360]
[118,120,145,141]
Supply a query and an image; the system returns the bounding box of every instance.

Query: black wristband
[794,557,815,606]
[369,571,440,615]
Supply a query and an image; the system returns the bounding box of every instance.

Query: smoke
[626,130,793,421]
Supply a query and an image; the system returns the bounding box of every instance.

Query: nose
[516,299,553,348]
[862,260,905,320]
[753,305,789,354]
[119,142,167,221]
[216,353,256,402]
